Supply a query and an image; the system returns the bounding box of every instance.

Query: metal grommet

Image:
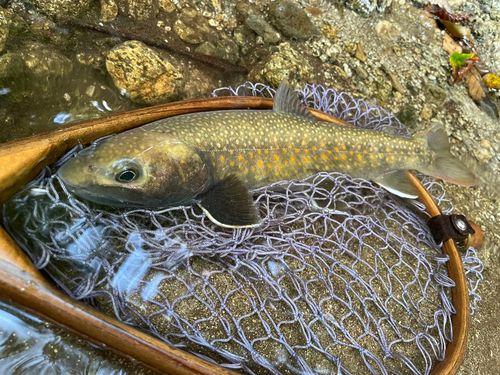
[454,218,468,232]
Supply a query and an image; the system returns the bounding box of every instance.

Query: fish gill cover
[3,83,483,375]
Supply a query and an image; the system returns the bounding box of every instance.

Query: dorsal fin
[273,79,317,121]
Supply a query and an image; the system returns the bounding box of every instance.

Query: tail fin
[420,126,477,186]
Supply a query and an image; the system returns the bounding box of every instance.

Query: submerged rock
[268,0,319,40]
[25,0,92,17]
[116,0,159,20]
[100,0,118,22]
[237,3,281,44]
[173,7,240,63]
[250,42,314,88]
[0,42,73,100]
[106,41,183,105]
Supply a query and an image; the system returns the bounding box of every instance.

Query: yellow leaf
[482,74,500,90]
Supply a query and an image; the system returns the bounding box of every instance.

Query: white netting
[3,83,482,375]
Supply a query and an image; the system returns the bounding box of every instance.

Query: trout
[58,80,476,228]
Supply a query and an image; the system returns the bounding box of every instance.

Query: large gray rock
[106,41,184,105]
[268,0,319,40]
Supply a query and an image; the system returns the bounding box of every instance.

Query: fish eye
[116,169,138,183]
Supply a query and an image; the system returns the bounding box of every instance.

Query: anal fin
[373,170,419,199]
[197,174,262,228]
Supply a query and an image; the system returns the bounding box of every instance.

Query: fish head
[57,129,209,208]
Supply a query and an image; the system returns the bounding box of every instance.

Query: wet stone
[116,0,159,20]
[233,25,255,56]
[427,84,447,103]
[106,40,184,105]
[250,42,314,89]
[25,0,92,17]
[420,103,433,120]
[375,21,401,41]
[268,0,319,40]
[100,0,118,22]
[355,66,369,79]
[239,5,281,44]
[195,39,240,65]
[355,43,367,63]
[174,8,214,45]
[160,0,176,13]
[374,71,393,101]
[345,0,392,15]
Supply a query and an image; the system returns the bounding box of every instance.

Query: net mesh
[3,83,483,375]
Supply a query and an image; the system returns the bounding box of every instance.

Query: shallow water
[0,299,155,374]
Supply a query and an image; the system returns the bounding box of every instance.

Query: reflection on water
[0,299,155,374]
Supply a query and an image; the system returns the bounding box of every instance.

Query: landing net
[3,83,483,375]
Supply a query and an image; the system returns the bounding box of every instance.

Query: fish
[57,80,477,228]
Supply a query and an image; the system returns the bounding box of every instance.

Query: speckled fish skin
[146,110,429,188]
[57,80,476,227]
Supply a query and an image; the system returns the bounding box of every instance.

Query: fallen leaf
[439,19,471,38]
[465,68,485,101]
[450,52,475,67]
[442,33,462,55]
[482,73,500,90]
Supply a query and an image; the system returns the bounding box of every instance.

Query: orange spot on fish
[283,149,288,154]
[342,146,346,150]
[275,172,279,176]
[380,153,384,158]
[258,150,261,154]
[265,149,269,154]
[305,157,310,163]
[295,149,300,153]
[313,156,318,161]
[291,157,296,163]
[312,146,317,150]
[334,147,339,152]
[357,154,362,160]
[257,161,263,167]
[370,155,375,159]
[341,155,346,160]
[220,156,225,162]
[350,151,354,156]
[238,154,243,160]
[274,155,279,161]
[230,161,235,166]
[334,156,338,160]
[305,149,309,153]
[244,169,248,174]
[267,163,272,169]
[250,153,254,158]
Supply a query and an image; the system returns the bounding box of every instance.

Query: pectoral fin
[197,174,262,228]
[373,170,419,199]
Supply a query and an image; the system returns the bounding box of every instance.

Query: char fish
[58,81,476,228]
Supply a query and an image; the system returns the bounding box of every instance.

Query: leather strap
[428,214,475,244]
